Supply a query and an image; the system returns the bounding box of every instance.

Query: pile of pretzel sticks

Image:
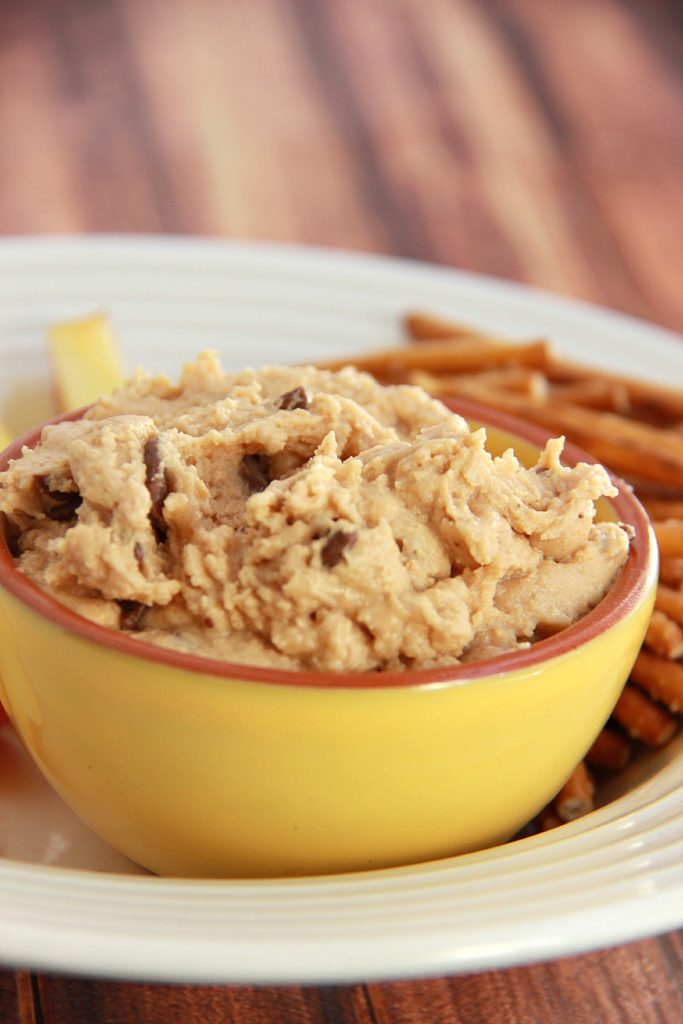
[321,310,683,831]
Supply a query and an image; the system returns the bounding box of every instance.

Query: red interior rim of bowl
[0,398,657,690]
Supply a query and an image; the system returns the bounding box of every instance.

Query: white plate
[0,235,682,985]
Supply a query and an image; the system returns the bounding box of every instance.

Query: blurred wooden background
[1,0,683,1022]
[2,0,683,331]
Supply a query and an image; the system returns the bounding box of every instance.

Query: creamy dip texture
[0,354,630,671]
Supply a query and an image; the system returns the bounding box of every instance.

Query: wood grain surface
[1,0,682,1021]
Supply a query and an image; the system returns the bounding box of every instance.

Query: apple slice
[48,311,125,412]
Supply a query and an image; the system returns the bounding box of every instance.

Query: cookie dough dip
[0,354,631,672]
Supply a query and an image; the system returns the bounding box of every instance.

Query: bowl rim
[0,397,657,690]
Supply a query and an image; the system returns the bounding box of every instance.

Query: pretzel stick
[630,651,683,714]
[659,558,683,587]
[548,379,631,414]
[654,584,683,627]
[553,762,594,821]
[413,371,666,450]
[642,499,683,521]
[586,729,632,772]
[317,338,552,376]
[536,805,563,832]
[621,478,683,499]
[404,312,495,343]
[408,366,549,398]
[653,520,683,558]
[547,358,683,423]
[425,382,683,489]
[458,386,683,458]
[402,310,683,422]
[612,684,678,746]
[645,609,683,659]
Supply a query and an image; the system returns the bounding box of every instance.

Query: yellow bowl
[0,400,657,878]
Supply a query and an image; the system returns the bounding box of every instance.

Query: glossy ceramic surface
[0,390,656,880]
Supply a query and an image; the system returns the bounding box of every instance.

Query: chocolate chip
[277,387,310,411]
[1,514,21,558]
[133,542,145,569]
[143,438,170,541]
[240,453,271,493]
[118,600,148,631]
[46,494,83,521]
[321,529,358,568]
[36,476,82,522]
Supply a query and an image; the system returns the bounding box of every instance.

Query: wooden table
[1,1,682,1020]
